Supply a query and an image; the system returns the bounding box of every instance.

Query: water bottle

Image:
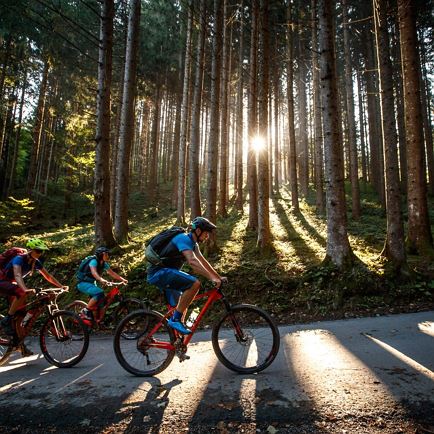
[186,307,200,328]
[21,311,33,327]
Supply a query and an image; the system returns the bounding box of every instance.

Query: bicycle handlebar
[103,281,127,287]
[36,286,69,296]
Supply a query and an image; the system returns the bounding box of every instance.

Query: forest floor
[1,183,434,326]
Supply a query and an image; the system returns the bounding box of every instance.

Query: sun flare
[251,135,266,152]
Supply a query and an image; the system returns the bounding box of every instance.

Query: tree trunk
[205,0,223,251]
[94,0,116,247]
[7,73,27,195]
[149,85,161,203]
[27,60,49,194]
[297,34,309,197]
[373,0,407,271]
[318,0,354,268]
[397,0,433,254]
[235,0,244,211]
[286,3,299,212]
[312,0,325,214]
[218,0,230,218]
[177,5,193,225]
[342,0,361,219]
[114,0,141,243]
[247,0,259,230]
[257,0,271,251]
[189,0,206,220]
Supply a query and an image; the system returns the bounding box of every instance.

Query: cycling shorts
[0,281,26,298]
[147,268,197,307]
[77,282,104,299]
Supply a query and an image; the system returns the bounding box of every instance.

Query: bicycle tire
[114,310,175,377]
[112,298,147,339]
[0,315,13,366]
[39,310,89,368]
[65,300,87,315]
[212,304,280,374]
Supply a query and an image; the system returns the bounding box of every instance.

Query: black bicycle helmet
[191,217,216,232]
[95,246,110,257]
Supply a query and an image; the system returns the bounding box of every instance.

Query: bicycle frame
[147,286,227,350]
[90,286,121,324]
[13,288,67,344]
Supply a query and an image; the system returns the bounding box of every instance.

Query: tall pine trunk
[114,0,141,243]
[397,0,433,254]
[342,0,360,219]
[286,3,299,211]
[312,0,325,214]
[94,0,116,247]
[247,0,259,230]
[318,0,354,268]
[177,5,193,225]
[257,0,271,250]
[189,0,206,220]
[373,0,407,271]
[206,0,223,251]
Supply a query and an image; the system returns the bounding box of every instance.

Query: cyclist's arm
[90,266,107,284]
[183,249,220,284]
[194,246,222,279]
[107,268,127,283]
[13,264,31,292]
[39,268,64,288]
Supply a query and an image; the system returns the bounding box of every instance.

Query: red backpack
[0,247,28,279]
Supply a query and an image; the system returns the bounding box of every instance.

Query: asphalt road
[0,311,433,433]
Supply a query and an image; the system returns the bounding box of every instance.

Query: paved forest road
[0,311,433,433]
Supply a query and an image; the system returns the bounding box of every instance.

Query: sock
[172,310,182,321]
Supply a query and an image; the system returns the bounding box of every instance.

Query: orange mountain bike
[113,284,280,376]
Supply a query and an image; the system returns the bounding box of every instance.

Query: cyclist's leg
[77,282,104,320]
[0,282,26,335]
[149,269,199,334]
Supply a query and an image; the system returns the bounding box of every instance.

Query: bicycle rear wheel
[40,310,89,368]
[212,304,280,374]
[0,315,13,366]
[65,300,87,315]
[114,310,175,376]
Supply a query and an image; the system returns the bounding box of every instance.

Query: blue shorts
[77,282,104,298]
[147,268,197,307]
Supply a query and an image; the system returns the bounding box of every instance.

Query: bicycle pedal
[177,353,190,362]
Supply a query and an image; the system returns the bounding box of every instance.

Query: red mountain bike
[66,282,146,336]
[113,284,280,376]
[0,287,89,368]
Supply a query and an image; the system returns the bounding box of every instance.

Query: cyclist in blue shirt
[147,217,225,335]
[0,238,66,343]
[76,246,128,321]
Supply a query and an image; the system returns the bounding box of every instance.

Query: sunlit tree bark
[397,0,433,254]
[94,0,116,247]
[318,0,354,268]
[373,0,407,271]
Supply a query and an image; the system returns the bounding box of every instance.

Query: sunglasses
[33,249,44,254]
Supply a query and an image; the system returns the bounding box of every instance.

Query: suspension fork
[220,297,245,339]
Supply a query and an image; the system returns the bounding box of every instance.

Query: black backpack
[145,226,186,267]
[76,255,104,283]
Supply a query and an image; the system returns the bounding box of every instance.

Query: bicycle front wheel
[40,310,89,368]
[113,298,147,339]
[0,315,13,366]
[212,304,280,374]
[114,310,175,377]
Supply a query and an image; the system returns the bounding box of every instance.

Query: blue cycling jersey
[3,255,43,281]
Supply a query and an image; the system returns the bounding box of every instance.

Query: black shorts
[0,281,26,298]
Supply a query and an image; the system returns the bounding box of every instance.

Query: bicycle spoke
[114,310,175,376]
[212,305,280,374]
